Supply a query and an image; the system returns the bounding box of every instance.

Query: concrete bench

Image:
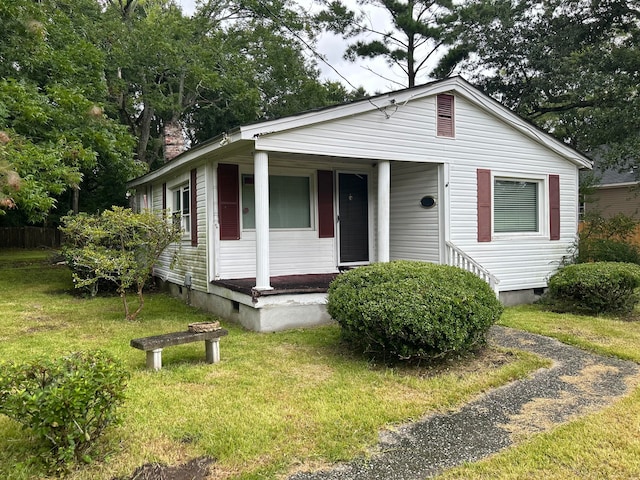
[130,329,228,370]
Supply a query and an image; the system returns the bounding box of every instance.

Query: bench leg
[205,338,220,364]
[146,348,163,370]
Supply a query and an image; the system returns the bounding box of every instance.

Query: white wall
[146,90,580,293]
[254,93,579,291]
[443,96,578,291]
[390,162,440,263]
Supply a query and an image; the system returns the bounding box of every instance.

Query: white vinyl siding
[390,162,440,263]
[154,166,208,291]
[247,95,578,291]
[444,96,578,291]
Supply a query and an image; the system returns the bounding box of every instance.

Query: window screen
[494,179,538,232]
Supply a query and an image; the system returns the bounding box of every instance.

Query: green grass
[437,304,640,479]
[0,251,545,480]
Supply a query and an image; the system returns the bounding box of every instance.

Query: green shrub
[0,351,129,470]
[545,262,640,314]
[573,213,640,264]
[327,261,503,361]
[60,207,182,320]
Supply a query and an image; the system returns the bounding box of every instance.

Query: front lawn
[0,250,543,480]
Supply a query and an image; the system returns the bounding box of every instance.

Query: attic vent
[437,94,455,138]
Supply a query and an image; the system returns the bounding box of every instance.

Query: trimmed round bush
[327,261,503,360]
[545,262,640,314]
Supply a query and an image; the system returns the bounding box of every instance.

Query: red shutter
[218,163,240,240]
[549,174,560,240]
[437,94,455,137]
[477,169,492,242]
[190,168,198,246]
[162,183,167,211]
[317,170,335,238]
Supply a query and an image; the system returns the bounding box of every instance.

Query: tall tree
[0,0,139,223]
[439,0,640,169]
[318,0,454,88]
[105,0,358,168]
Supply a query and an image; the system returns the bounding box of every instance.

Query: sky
[175,0,408,95]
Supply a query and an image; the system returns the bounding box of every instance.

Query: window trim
[240,168,316,232]
[491,172,548,239]
[171,183,191,235]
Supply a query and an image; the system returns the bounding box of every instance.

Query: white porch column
[377,160,390,263]
[254,151,272,290]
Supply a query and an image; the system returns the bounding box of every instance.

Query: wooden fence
[0,227,61,249]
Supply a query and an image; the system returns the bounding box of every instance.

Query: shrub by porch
[327,261,504,360]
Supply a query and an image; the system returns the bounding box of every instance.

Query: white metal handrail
[445,241,500,296]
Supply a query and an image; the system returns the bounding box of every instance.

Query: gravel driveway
[289,326,640,480]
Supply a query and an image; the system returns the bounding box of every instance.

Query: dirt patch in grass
[402,346,520,379]
[112,456,216,480]
[500,362,640,442]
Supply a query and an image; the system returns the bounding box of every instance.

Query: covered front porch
[243,151,397,291]
[203,152,451,331]
[217,151,447,288]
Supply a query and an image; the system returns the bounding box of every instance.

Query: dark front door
[338,173,369,263]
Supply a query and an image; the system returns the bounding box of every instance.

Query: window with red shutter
[437,94,455,138]
[477,169,492,242]
[217,164,240,240]
[317,170,335,238]
[549,174,560,240]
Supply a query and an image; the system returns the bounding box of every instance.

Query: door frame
[336,170,373,267]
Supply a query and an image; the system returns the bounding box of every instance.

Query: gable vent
[437,94,455,138]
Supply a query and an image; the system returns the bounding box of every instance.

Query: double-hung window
[172,184,190,233]
[478,169,559,242]
[241,174,312,229]
[493,178,540,233]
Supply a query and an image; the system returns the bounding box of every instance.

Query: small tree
[573,212,640,265]
[61,206,182,320]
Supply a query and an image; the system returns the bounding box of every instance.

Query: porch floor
[212,273,339,298]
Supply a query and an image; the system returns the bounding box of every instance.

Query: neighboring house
[127,76,592,332]
[584,165,639,219]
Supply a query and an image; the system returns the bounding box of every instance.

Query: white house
[127,76,592,332]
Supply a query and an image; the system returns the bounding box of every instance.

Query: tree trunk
[72,185,80,214]
[121,290,132,321]
[129,284,146,321]
[137,103,155,166]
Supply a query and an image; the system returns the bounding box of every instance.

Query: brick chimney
[163,120,186,162]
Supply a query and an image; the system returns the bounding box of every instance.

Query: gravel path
[289,326,640,480]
